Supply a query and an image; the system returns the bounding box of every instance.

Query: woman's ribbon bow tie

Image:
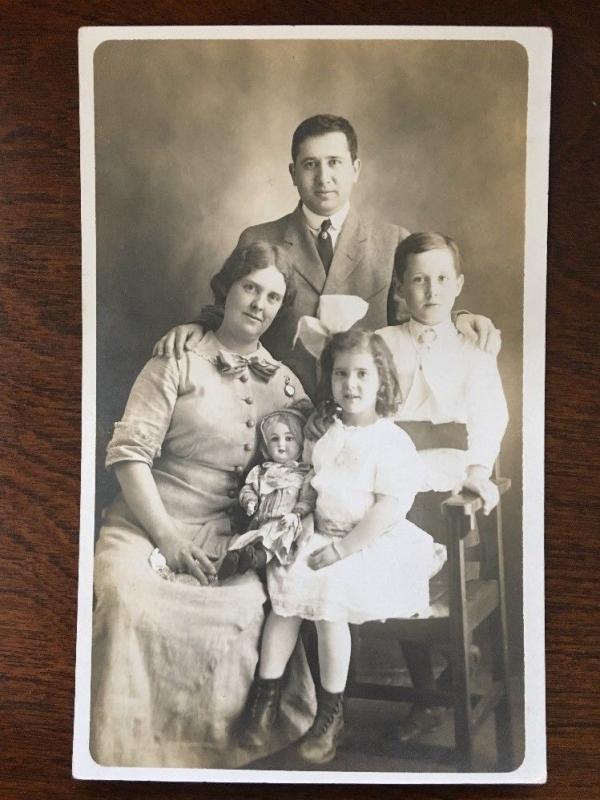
[213,351,280,382]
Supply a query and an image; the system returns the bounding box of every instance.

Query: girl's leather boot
[296,687,344,764]
[238,676,281,750]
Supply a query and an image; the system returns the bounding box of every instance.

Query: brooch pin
[284,376,295,397]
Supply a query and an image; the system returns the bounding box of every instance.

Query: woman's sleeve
[373,426,425,516]
[105,357,180,469]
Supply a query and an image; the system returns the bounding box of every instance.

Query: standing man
[154,114,498,396]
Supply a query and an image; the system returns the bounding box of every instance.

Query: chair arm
[442,477,511,521]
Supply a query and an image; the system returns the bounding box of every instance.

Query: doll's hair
[393,232,461,284]
[317,329,401,417]
[210,240,297,310]
[259,409,305,459]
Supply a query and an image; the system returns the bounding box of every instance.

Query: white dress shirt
[378,319,509,491]
[302,202,351,250]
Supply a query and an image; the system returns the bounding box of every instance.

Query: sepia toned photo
[74,26,550,784]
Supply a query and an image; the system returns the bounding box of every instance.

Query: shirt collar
[193,330,281,367]
[301,201,351,233]
[408,317,458,344]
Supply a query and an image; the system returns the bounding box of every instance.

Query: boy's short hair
[394,232,462,283]
[210,240,297,309]
[291,115,358,164]
[317,329,401,417]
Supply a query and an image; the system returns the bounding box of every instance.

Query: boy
[379,231,508,511]
[377,231,509,742]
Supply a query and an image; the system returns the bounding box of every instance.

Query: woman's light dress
[91,332,316,767]
[268,417,447,624]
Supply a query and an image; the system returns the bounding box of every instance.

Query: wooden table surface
[1,3,598,798]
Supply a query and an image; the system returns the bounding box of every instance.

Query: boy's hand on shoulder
[455,313,501,357]
[152,323,205,360]
[452,466,499,515]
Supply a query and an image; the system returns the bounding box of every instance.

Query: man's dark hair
[291,115,358,163]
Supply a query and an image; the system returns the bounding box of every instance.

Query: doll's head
[259,409,305,464]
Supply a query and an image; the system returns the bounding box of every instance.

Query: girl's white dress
[268,417,446,624]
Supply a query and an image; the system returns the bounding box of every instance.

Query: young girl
[239,329,446,764]
[218,409,316,580]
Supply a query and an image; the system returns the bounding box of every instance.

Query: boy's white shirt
[377,318,509,492]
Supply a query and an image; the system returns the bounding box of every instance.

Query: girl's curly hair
[317,329,402,417]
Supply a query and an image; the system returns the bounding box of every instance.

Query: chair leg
[490,607,516,770]
[450,638,474,771]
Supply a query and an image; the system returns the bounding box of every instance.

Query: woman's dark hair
[291,114,358,163]
[210,240,297,309]
[394,232,461,284]
[317,329,401,417]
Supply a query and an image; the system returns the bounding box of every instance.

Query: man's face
[289,132,361,216]
[399,248,464,326]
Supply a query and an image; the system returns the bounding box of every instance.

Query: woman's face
[222,265,287,344]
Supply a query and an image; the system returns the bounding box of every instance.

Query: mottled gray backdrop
[94,38,527,663]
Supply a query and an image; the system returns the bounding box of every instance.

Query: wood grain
[1,2,598,798]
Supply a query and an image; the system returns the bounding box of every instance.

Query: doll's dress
[268,417,446,624]
[229,461,313,566]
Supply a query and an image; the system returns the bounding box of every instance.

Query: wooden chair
[346,476,516,772]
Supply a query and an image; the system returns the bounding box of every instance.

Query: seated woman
[91,241,316,768]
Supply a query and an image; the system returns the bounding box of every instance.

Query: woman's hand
[307,542,342,571]
[455,313,502,357]
[152,324,205,360]
[160,532,217,585]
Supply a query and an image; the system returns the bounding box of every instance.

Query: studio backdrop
[93,37,526,663]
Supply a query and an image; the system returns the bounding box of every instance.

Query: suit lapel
[323,207,367,294]
[283,206,327,294]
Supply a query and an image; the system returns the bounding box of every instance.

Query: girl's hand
[245,500,257,516]
[160,532,217,584]
[307,542,342,571]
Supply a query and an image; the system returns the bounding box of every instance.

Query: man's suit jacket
[237,204,409,397]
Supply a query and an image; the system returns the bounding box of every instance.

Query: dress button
[234,465,243,475]
[244,443,253,452]
[244,397,254,405]
[246,419,255,428]
[227,489,237,499]
[239,373,249,383]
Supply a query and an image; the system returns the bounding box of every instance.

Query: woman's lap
[91,514,315,767]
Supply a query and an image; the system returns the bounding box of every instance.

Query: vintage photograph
[74,26,550,783]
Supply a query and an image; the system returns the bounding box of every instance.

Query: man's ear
[352,158,362,183]
[289,162,296,186]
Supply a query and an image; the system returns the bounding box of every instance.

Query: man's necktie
[418,327,437,349]
[316,218,334,273]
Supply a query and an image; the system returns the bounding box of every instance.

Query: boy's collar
[408,317,457,342]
